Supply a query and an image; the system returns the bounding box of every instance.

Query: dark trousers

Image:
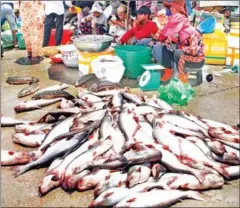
[43,13,64,47]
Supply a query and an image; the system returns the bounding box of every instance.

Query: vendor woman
[152,2,205,81]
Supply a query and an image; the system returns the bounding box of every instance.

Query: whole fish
[152,144,210,183]
[13,132,88,177]
[151,164,167,180]
[32,113,78,159]
[94,172,127,197]
[1,116,31,127]
[115,189,204,207]
[89,187,132,207]
[91,90,123,98]
[133,105,161,116]
[36,83,69,94]
[127,163,151,188]
[119,109,139,147]
[58,99,75,109]
[77,88,102,103]
[77,169,112,191]
[12,133,46,147]
[185,136,213,160]
[32,90,75,100]
[153,122,230,179]
[156,173,224,190]
[160,114,209,137]
[18,82,39,98]
[62,138,113,190]
[15,123,53,134]
[208,127,240,143]
[6,76,39,85]
[14,98,62,113]
[39,130,99,195]
[1,150,31,166]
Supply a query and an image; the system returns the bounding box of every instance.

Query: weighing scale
[138,64,165,91]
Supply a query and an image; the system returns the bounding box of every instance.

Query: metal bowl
[72,35,114,52]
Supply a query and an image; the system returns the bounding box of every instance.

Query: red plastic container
[48,29,73,46]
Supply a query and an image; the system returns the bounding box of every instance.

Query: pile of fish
[1,83,240,207]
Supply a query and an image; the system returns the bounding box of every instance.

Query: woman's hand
[86,17,93,22]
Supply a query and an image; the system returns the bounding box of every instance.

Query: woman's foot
[27,52,32,59]
[31,56,44,62]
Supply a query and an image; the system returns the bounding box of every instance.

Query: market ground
[1,49,239,207]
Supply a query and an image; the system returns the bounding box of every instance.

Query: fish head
[39,173,63,195]
[205,173,225,188]
[14,103,27,113]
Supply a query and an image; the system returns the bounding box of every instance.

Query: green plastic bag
[1,30,13,48]
[158,78,195,106]
[16,32,26,49]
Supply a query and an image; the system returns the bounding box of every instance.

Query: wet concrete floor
[1,49,240,207]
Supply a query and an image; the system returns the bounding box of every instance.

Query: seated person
[152,2,204,81]
[108,4,133,43]
[80,4,108,35]
[119,6,158,45]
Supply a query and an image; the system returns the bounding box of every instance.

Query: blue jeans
[0,4,17,30]
[43,13,64,47]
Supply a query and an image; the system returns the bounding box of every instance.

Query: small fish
[1,116,31,127]
[6,76,39,85]
[18,82,39,98]
[12,133,46,147]
[122,92,144,105]
[36,83,69,94]
[115,189,204,207]
[14,98,62,113]
[32,90,75,100]
[1,150,31,166]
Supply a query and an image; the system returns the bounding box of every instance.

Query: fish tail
[212,164,230,179]
[13,164,31,178]
[186,191,205,201]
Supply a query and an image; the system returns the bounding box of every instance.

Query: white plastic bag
[91,55,125,83]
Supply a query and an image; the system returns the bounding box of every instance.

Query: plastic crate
[48,29,73,46]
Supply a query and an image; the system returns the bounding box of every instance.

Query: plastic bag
[1,21,10,31]
[158,78,195,106]
[16,32,26,49]
[1,30,13,48]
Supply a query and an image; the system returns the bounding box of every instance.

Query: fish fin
[12,165,30,178]
[186,191,205,201]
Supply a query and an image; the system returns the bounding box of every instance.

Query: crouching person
[80,4,108,35]
[119,6,158,45]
